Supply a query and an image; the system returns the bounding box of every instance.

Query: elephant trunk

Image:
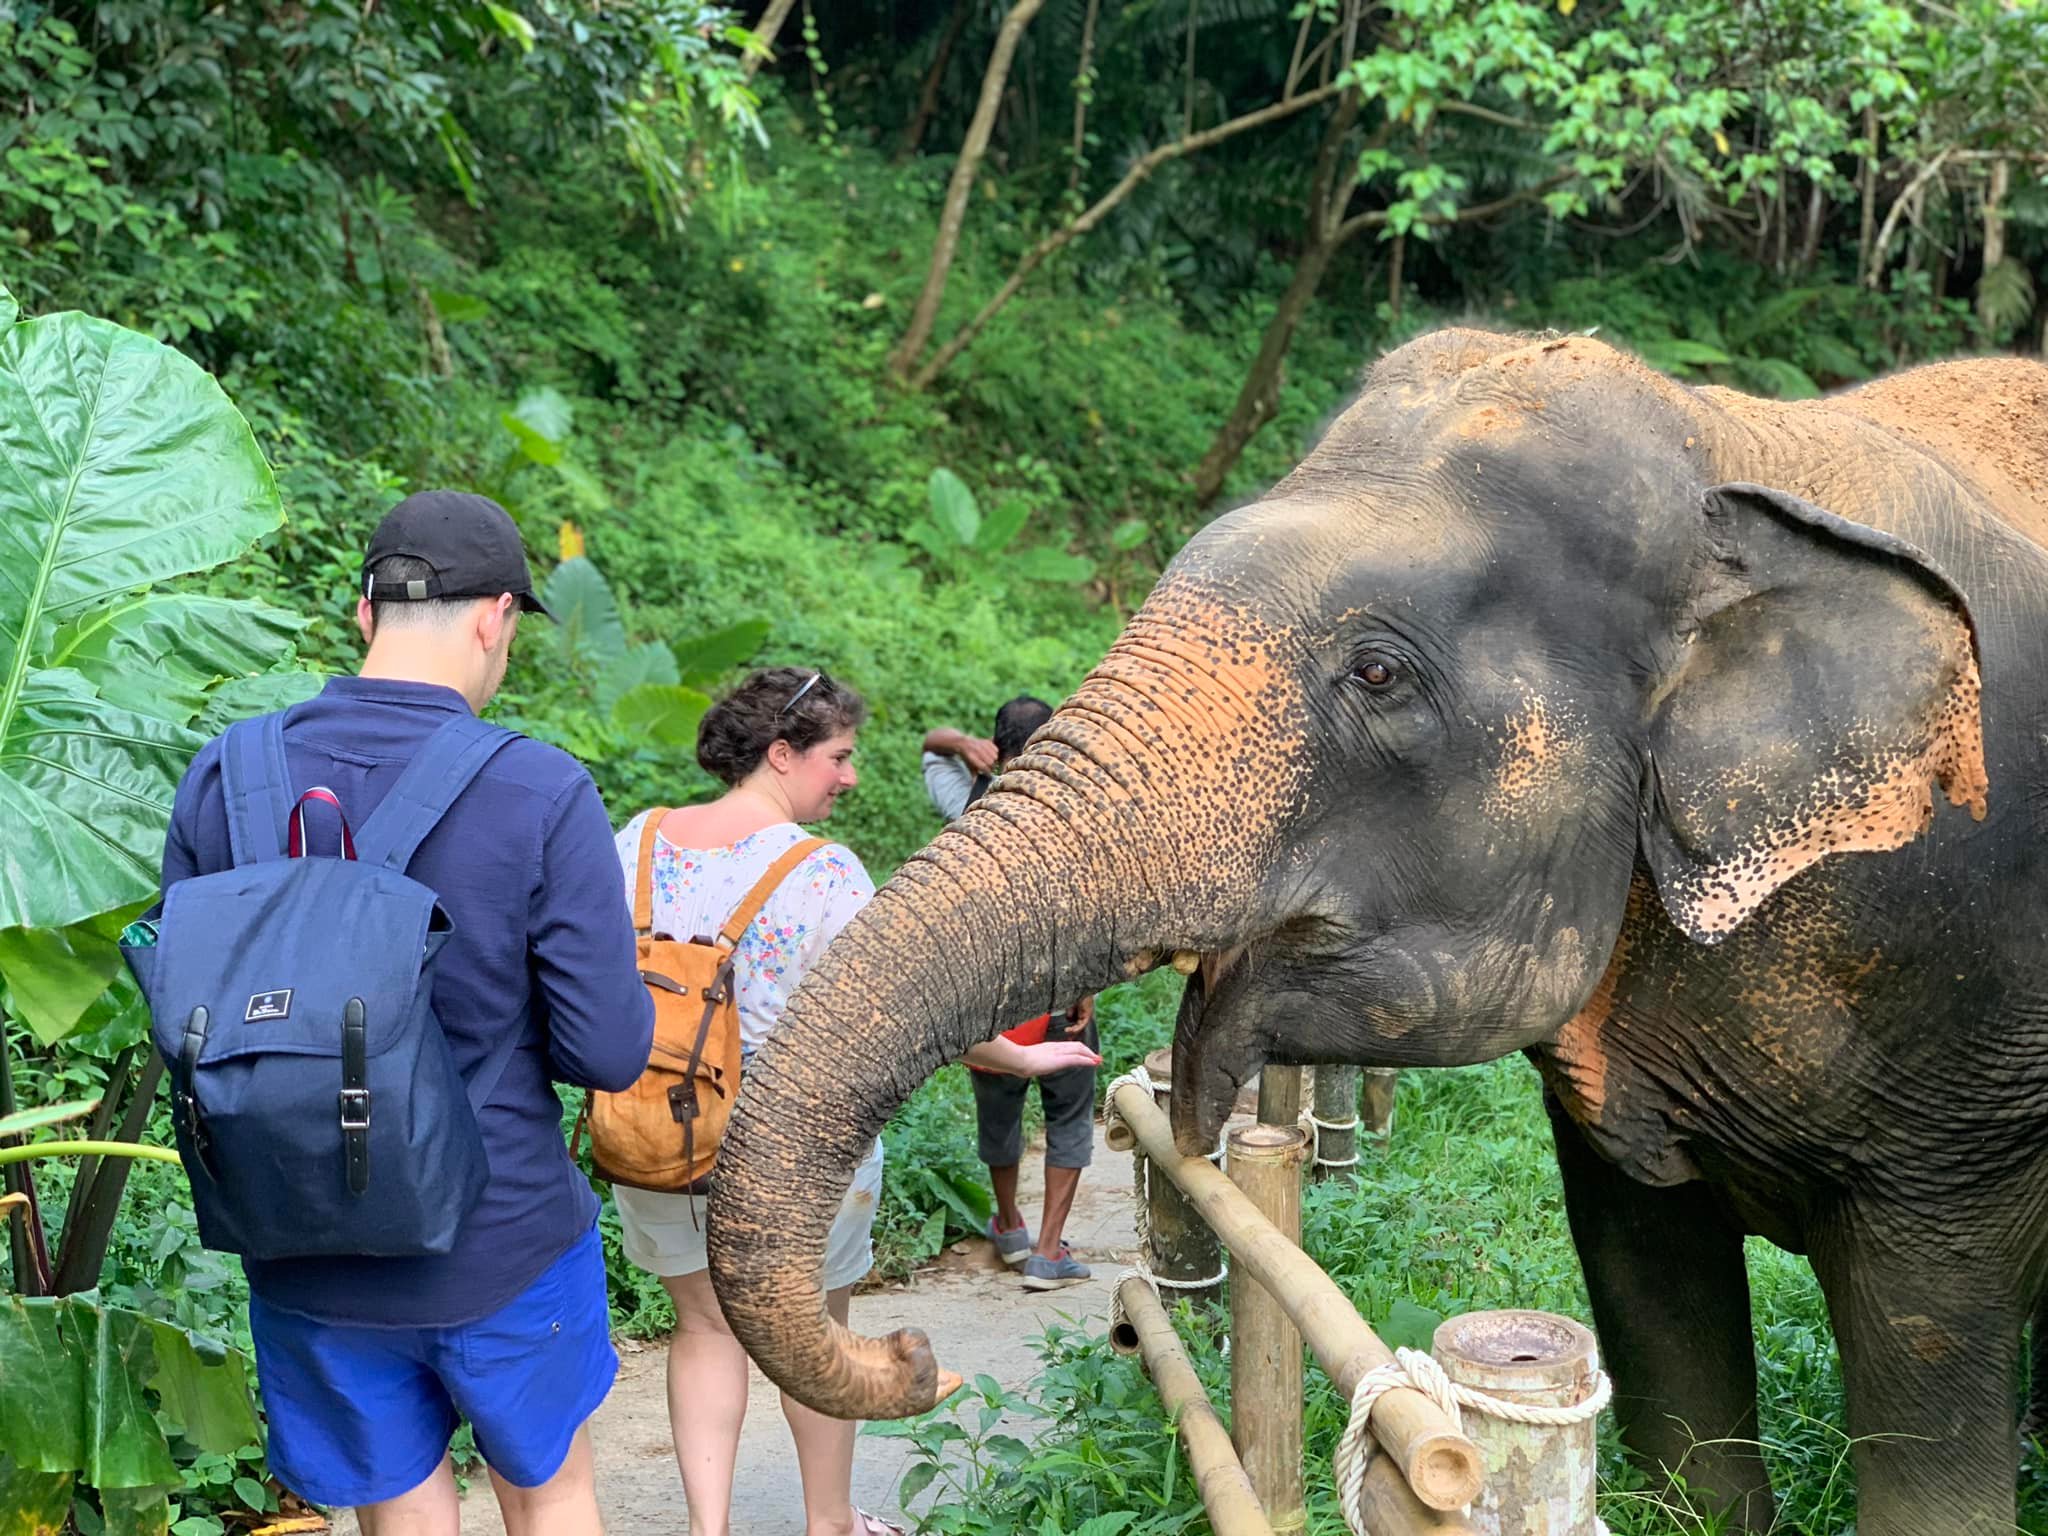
[708,594,1303,1419]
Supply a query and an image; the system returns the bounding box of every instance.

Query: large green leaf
[543,557,625,673]
[144,1321,256,1456]
[594,641,678,716]
[0,906,144,1045]
[0,1298,83,1473]
[194,671,324,736]
[0,671,201,933]
[1009,546,1096,584]
[927,468,980,548]
[610,683,712,750]
[0,303,284,933]
[0,1299,241,1492]
[46,596,304,727]
[670,618,771,686]
[98,1486,169,1536]
[973,497,1031,556]
[0,1098,99,1139]
[0,1458,72,1536]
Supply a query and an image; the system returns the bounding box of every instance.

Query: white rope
[1304,1111,1362,1168]
[1334,1347,1612,1536]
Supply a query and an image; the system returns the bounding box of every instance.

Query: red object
[966,1013,1053,1073]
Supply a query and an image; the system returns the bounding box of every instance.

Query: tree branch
[1865,149,1952,288]
[910,82,1348,389]
[1333,171,1572,245]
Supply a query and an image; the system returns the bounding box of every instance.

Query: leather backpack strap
[634,809,673,933]
[718,837,830,948]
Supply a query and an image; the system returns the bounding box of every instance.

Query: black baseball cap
[361,490,552,618]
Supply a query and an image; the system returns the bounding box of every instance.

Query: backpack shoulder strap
[354,714,519,872]
[718,836,830,948]
[219,714,293,865]
[633,809,674,933]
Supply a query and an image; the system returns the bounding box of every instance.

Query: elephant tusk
[1171,949,1202,975]
[1124,948,1160,978]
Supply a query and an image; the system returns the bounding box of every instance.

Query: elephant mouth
[1167,942,1265,1154]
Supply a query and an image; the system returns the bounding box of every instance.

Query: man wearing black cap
[159,491,653,1533]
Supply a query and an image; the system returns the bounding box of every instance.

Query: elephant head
[706,329,1987,1420]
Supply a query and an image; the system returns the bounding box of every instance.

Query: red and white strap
[288,787,358,860]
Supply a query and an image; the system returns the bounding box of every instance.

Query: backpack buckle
[338,1088,372,1131]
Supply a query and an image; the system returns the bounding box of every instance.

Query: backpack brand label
[245,989,293,1023]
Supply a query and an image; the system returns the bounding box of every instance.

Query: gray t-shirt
[922,750,979,820]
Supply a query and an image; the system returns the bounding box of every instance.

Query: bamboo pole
[1230,1123,1308,1532]
[1141,1048,1225,1305]
[1433,1312,1601,1534]
[1107,1080,1485,1512]
[1112,1277,1276,1536]
[1311,1065,1360,1183]
[1256,1066,1303,1126]
[1361,1067,1398,1142]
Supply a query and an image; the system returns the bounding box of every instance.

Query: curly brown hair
[696,666,868,786]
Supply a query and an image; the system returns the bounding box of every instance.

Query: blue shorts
[248,1224,616,1507]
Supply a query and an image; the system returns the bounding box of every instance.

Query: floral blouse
[612,812,875,1057]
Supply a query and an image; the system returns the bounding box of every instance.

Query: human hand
[956,734,1000,774]
[1008,1038,1102,1076]
[1061,995,1096,1034]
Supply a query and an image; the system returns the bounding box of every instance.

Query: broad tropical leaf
[195,672,325,737]
[595,641,680,716]
[543,557,626,673]
[1010,546,1096,584]
[927,468,980,548]
[974,497,1031,555]
[0,1298,252,1493]
[671,618,771,686]
[0,295,285,933]
[611,683,712,749]
[0,1098,99,1140]
[47,595,303,727]
[0,910,138,1046]
[0,1459,72,1536]
[98,1487,169,1536]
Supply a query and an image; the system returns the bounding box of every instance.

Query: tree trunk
[1190,235,1340,505]
[742,0,801,79]
[900,0,975,159]
[1386,231,1405,322]
[888,0,1049,379]
[1191,93,1360,506]
[1798,179,1827,271]
[1980,157,2011,331]
[1183,0,1198,136]
[1857,105,1879,279]
[1066,0,1102,198]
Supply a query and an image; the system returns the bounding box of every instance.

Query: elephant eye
[1354,657,1397,689]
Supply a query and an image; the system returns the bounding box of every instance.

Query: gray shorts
[971,1029,1098,1170]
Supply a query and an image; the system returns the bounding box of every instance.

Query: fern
[1977,257,2037,338]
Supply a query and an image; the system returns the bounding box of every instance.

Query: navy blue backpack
[123,710,520,1260]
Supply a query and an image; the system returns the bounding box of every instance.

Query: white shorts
[613,1136,884,1292]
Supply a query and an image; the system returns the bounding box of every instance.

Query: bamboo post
[1433,1312,1602,1535]
[1361,1066,1399,1142]
[1106,1080,1485,1513]
[1256,1065,1303,1126]
[1229,1123,1308,1532]
[1139,1047,1225,1305]
[1311,1065,1360,1183]
[1112,1277,1277,1536]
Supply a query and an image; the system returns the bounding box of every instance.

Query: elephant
[706,328,2048,1535]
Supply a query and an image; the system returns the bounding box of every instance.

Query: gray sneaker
[987,1217,1033,1267]
[1020,1243,1090,1291]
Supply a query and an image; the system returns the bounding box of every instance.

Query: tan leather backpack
[585,809,826,1194]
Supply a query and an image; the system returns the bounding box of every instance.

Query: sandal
[853,1512,907,1536]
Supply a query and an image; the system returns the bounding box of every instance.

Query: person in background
[922,696,1100,1291]
[160,491,654,1536]
[617,669,1097,1536]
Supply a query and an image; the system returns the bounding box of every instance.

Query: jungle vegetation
[2,0,2044,1528]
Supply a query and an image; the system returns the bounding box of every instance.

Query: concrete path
[457,1125,1139,1533]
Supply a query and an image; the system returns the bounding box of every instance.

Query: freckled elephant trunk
[707,599,1298,1419]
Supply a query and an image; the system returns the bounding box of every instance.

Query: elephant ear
[1642,483,1988,944]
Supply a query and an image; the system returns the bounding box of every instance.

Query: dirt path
[456,1125,1138,1533]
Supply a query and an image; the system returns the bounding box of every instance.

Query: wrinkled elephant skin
[709,330,2048,1536]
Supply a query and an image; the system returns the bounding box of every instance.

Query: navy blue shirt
[161,676,653,1327]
